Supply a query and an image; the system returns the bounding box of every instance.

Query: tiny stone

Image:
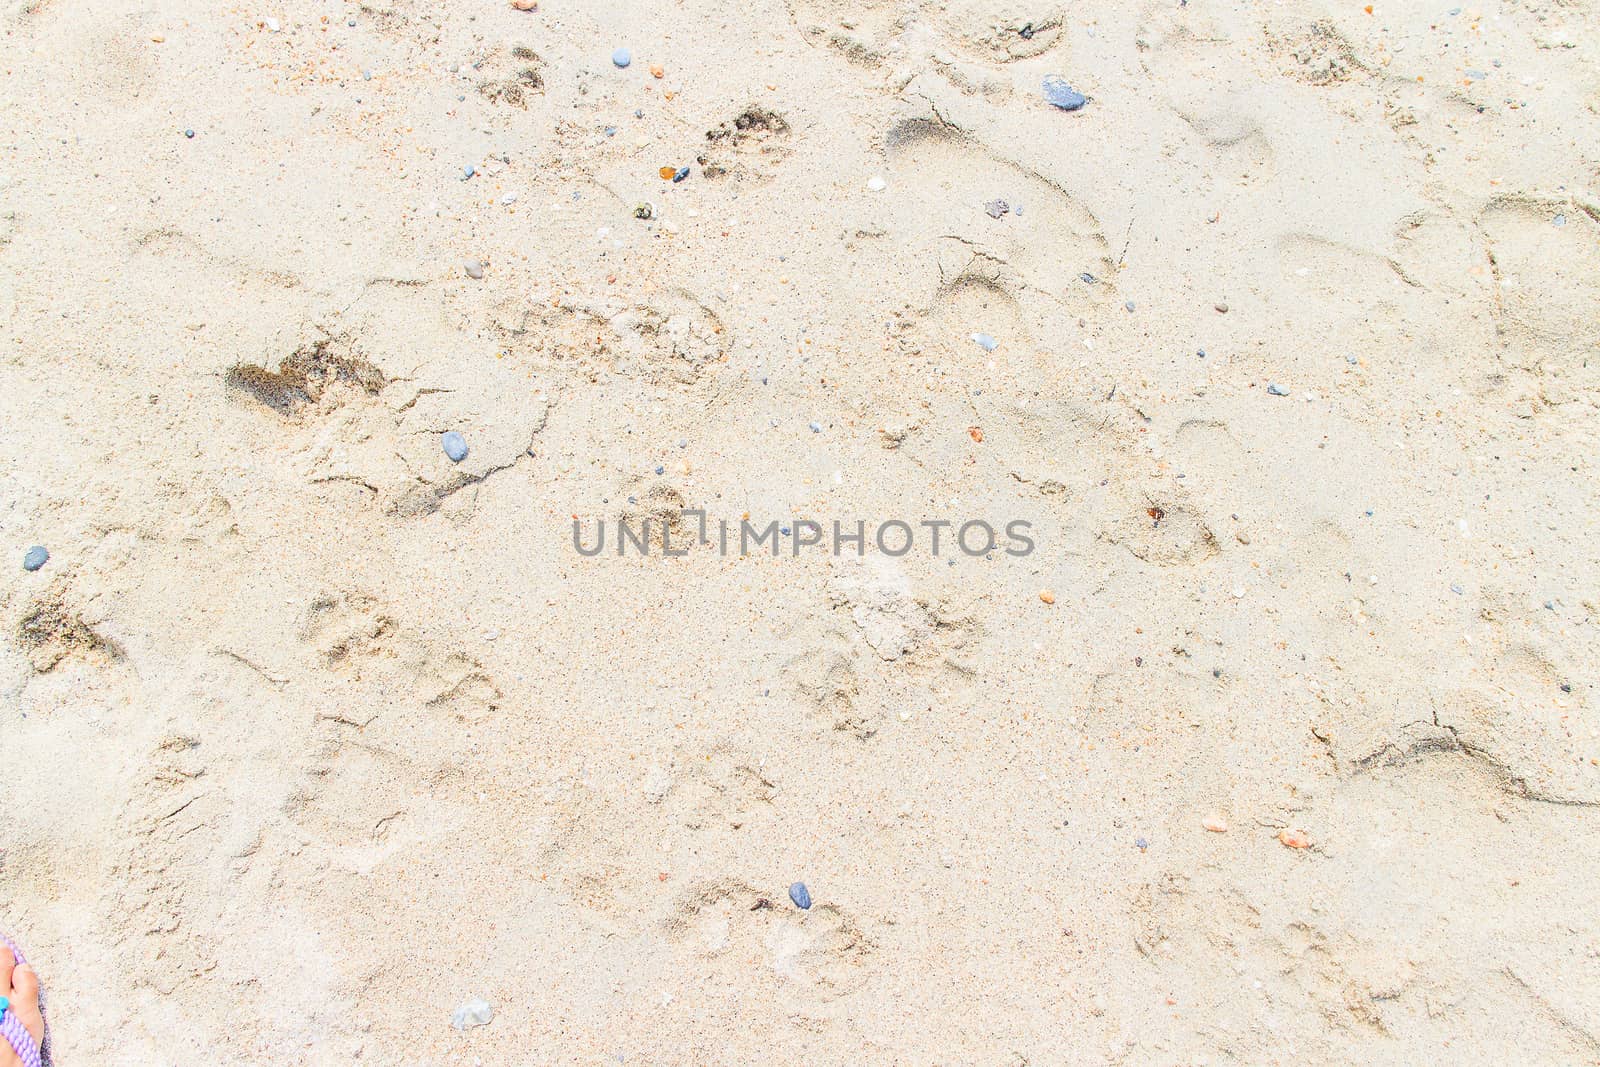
[672,165,690,183]
[1039,589,1055,605]
[1278,828,1312,849]
[1019,23,1034,39]
[184,128,195,139]
[1202,813,1228,832]
[363,69,373,80]
[808,421,822,433]
[441,431,469,462]
[463,259,484,279]
[1125,301,1136,312]
[1450,583,1464,595]
[451,998,494,1030]
[347,17,356,25]
[1214,302,1229,313]
[1135,837,1149,851]
[612,47,632,68]
[655,465,665,475]
[1266,383,1289,396]
[1041,75,1086,111]
[1080,272,1096,284]
[1552,213,1566,227]
[22,546,49,572]
[984,199,1009,218]
[788,882,812,910]
[866,176,887,192]
[676,438,687,449]
[970,332,998,352]
[463,164,475,178]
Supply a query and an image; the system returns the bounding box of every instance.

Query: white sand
[2,0,1598,1061]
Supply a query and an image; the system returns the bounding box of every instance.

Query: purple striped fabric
[0,935,46,1067]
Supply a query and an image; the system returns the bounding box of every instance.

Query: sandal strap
[0,1009,40,1067]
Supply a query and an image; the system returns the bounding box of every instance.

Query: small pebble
[1552,213,1566,227]
[970,332,998,352]
[451,998,494,1030]
[1019,23,1034,39]
[1039,589,1055,605]
[442,431,469,462]
[363,69,373,80]
[22,546,49,572]
[1266,383,1289,396]
[808,421,822,433]
[463,164,476,179]
[1080,272,1096,284]
[463,259,484,279]
[788,882,812,910]
[1278,828,1312,849]
[1041,76,1086,111]
[184,128,195,139]
[511,0,537,9]
[1202,814,1228,833]
[612,47,632,68]
[1134,837,1149,851]
[1450,583,1465,595]
[866,176,887,192]
[672,166,690,183]
[1214,301,1229,313]
[649,63,664,78]
[1125,301,1136,312]
[984,199,1010,218]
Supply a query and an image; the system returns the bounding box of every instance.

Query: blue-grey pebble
[789,882,812,910]
[1042,76,1086,111]
[612,47,632,68]
[442,431,469,463]
[22,546,49,572]
[1266,382,1289,396]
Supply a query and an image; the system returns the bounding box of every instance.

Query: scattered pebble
[1278,828,1312,849]
[649,63,664,78]
[451,998,494,1030]
[788,882,812,910]
[1202,814,1228,833]
[1450,582,1465,595]
[1125,301,1136,312]
[463,259,484,279]
[970,332,998,352]
[984,199,1010,218]
[1039,589,1055,605]
[22,546,48,572]
[1041,76,1086,111]
[510,0,537,9]
[1214,301,1229,313]
[1080,272,1096,284]
[1552,213,1566,227]
[866,176,887,192]
[808,421,822,433]
[184,128,195,139]
[463,164,476,179]
[1134,837,1149,851]
[1266,383,1289,396]
[672,166,690,183]
[612,47,631,69]
[441,431,469,462]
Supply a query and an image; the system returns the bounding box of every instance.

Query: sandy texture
[2,0,1599,1062]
